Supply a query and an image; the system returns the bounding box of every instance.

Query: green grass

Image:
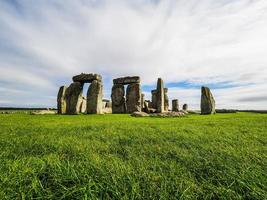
[0,113,266,199]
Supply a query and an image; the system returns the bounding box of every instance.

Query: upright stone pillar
[57,86,68,114]
[201,86,216,114]
[141,93,145,111]
[164,88,169,111]
[172,99,179,112]
[65,82,83,114]
[87,80,103,114]
[156,78,164,113]
[151,90,157,109]
[111,84,126,113]
[126,83,141,113]
[183,104,188,111]
[80,97,87,113]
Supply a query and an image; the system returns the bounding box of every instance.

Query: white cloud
[0,0,267,109]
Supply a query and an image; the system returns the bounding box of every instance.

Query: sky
[0,0,267,109]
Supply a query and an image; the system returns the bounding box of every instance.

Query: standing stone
[141,93,145,111]
[172,99,179,112]
[80,97,87,113]
[126,83,141,113]
[87,80,103,114]
[57,86,67,114]
[183,104,188,111]
[156,78,164,113]
[151,90,157,109]
[65,82,83,114]
[164,88,169,111]
[201,86,216,114]
[111,84,126,113]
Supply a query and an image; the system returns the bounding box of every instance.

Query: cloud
[0,0,267,109]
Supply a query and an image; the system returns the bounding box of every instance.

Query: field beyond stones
[0,113,266,199]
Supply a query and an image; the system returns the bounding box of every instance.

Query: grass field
[0,113,266,199]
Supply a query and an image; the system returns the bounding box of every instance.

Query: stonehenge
[57,73,103,115]
[111,76,141,113]
[57,74,215,116]
[201,86,216,114]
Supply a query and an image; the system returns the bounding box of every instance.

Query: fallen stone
[87,80,103,114]
[201,86,216,114]
[131,111,150,117]
[111,84,126,113]
[31,110,56,115]
[126,83,141,113]
[72,73,102,83]
[113,76,140,85]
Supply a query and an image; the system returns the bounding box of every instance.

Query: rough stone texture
[32,110,56,115]
[156,78,164,113]
[65,82,83,114]
[181,110,188,115]
[113,76,140,85]
[126,83,141,113]
[72,73,102,83]
[172,99,179,112]
[151,90,157,109]
[111,84,126,113]
[201,86,216,114]
[131,111,150,117]
[164,88,169,111]
[141,93,145,110]
[182,104,188,111]
[87,80,103,114]
[151,112,185,117]
[80,97,87,113]
[57,86,67,114]
[131,111,185,117]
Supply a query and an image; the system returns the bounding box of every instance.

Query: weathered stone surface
[150,111,185,117]
[131,111,150,117]
[65,82,83,114]
[182,104,188,111]
[172,99,179,112]
[113,76,140,85]
[87,80,103,114]
[72,73,102,83]
[126,83,141,113]
[32,110,56,115]
[80,97,87,113]
[201,86,216,114]
[156,78,164,113]
[141,93,145,110]
[151,90,157,109]
[111,84,126,113]
[57,86,67,114]
[164,88,169,111]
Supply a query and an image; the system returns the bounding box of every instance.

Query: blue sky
[0,0,267,109]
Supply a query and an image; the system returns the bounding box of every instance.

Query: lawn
[0,113,266,199]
